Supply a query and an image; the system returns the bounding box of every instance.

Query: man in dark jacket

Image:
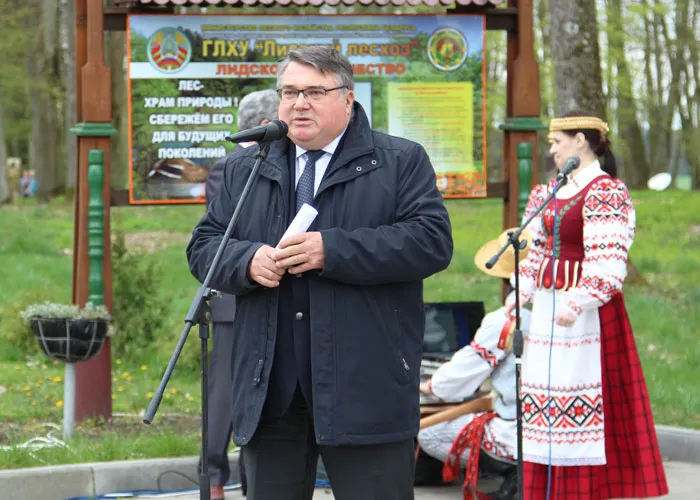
[186,46,453,500]
[200,89,278,500]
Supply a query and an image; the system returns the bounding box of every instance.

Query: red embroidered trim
[443,412,497,499]
[471,341,498,368]
[522,393,603,430]
[526,336,598,348]
[567,301,583,316]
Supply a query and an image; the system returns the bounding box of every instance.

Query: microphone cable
[545,187,559,500]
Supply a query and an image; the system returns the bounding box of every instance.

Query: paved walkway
[133,460,698,499]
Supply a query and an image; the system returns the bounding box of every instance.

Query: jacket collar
[265,101,374,175]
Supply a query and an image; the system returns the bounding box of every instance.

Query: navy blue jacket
[186,103,453,446]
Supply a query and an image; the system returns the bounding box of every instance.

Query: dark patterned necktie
[296,150,325,213]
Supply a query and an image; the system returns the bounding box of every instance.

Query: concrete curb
[1,426,699,500]
[0,453,242,500]
[657,425,700,464]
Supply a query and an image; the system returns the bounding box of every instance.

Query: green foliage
[110,232,169,359]
[19,302,110,324]
[2,191,700,433]
[0,422,202,469]
[0,289,65,361]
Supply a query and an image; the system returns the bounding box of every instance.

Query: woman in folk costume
[507,109,668,499]
[417,228,534,500]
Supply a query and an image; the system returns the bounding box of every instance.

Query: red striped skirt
[523,294,668,499]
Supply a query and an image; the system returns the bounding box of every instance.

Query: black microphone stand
[485,173,569,500]
[144,143,272,500]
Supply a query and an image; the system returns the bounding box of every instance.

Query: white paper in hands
[275,203,318,249]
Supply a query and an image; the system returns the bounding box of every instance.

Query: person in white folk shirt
[417,228,533,500]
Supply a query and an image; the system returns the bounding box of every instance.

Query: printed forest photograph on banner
[127,15,486,204]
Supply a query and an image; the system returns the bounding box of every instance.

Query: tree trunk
[26,0,61,202]
[606,0,651,188]
[63,0,77,193]
[535,0,555,181]
[676,0,700,189]
[106,29,128,190]
[0,98,9,204]
[548,0,606,117]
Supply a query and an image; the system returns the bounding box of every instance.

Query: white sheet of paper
[276,203,318,249]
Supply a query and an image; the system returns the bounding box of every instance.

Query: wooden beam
[74,0,114,423]
[104,9,128,32]
[447,6,517,31]
[105,6,175,32]
[107,6,518,32]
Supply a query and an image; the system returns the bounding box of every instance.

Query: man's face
[278,61,354,150]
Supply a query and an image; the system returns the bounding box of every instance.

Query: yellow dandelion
[121,372,130,378]
[31,402,37,406]
[146,392,154,398]
[112,395,116,400]
[116,359,122,365]
[187,396,195,401]
[140,365,148,371]
[117,387,124,392]
[126,376,132,381]
[54,376,62,382]
[26,392,32,397]
[170,388,177,394]
[112,377,118,382]
[14,365,21,370]
[164,394,170,399]
[56,401,64,407]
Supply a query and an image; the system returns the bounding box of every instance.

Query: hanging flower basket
[21,303,111,363]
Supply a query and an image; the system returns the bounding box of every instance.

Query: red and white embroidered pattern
[526,335,600,348]
[522,392,603,430]
[482,423,515,460]
[523,428,605,445]
[569,177,635,314]
[518,184,549,305]
[516,176,635,315]
[470,341,498,368]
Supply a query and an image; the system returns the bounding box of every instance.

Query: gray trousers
[199,321,235,486]
[242,388,416,500]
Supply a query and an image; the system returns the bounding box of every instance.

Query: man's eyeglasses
[276,86,347,102]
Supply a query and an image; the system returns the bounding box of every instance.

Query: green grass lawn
[0,190,698,468]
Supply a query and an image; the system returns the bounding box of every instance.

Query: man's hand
[419,381,433,395]
[273,232,325,274]
[248,245,285,288]
[554,310,577,327]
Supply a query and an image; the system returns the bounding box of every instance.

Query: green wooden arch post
[516,142,533,222]
[87,150,105,307]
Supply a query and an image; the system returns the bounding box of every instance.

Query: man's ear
[345,90,355,113]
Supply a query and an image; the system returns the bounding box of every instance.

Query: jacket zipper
[252,182,286,386]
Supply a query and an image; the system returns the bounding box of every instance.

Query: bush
[0,288,66,361]
[110,232,169,359]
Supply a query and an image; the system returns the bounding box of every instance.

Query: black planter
[30,318,109,363]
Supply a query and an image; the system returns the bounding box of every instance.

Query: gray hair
[237,89,279,131]
[277,46,354,92]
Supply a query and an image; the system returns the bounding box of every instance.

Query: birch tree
[548,0,606,118]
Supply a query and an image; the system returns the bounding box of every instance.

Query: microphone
[555,156,581,183]
[225,120,288,144]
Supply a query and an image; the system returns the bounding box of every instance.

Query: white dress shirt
[294,130,346,196]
